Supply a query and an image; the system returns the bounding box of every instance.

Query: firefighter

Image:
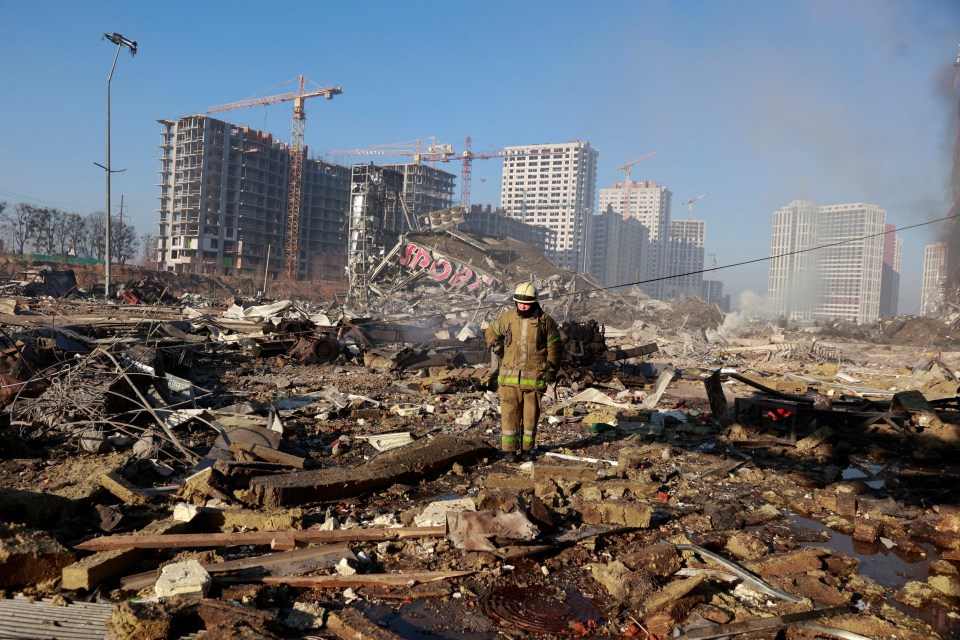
[486,282,562,462]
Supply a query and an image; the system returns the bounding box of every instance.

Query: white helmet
[513,281,538,303]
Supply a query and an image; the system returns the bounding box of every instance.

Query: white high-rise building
[921,242,947,317]
[768,200,888,324]
[599,179,672,298]
[500,141,598,271]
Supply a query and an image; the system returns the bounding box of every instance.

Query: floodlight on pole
[101,32,136,299]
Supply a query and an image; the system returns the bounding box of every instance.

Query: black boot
[512,450,523,463]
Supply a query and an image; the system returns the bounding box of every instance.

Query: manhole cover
[481,583,602,635]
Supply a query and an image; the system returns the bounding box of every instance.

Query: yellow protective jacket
[486,307,562,391]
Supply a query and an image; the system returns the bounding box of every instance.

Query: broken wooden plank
[262,570,474,588]
[327,609,405,640]
[229,441,307,468]
[99,471,152,505]
[75,526,446,552]
[62,518,188,591]
[249,434,496,507]
[120,543,354,591]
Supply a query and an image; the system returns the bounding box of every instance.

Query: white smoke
[720,290,769,337]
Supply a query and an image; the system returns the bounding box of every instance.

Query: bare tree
[1,203,37,255]
[56,212,84,259]
[0,201,6,253]
[140,233,158,265]
[32,207,61,256]
[82,211,106,260]
[112,220,140,266]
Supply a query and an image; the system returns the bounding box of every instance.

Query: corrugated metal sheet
[0,597,112,640]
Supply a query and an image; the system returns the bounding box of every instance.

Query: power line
[0,188,101,213]
[553,211,959,301]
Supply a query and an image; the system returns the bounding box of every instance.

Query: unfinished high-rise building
[381,163,456,233]
[500,141,598,271]
[156,115,349,279]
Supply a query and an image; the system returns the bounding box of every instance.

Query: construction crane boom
[613,150,660,219]
[327,138,455,165]
[616,150,660,183]
[460,136,505,209]
[682,190,714,214]
[207,75,342,279]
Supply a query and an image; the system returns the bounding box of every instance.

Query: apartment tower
[768,200,889,324]
[921,242,947,316]
[598,179,672,298]
[584,209,649,288]
[500,141,598,271]
[879,223,902,317]
[664,219,706,300]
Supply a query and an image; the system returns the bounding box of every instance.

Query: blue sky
[0,1,957,312]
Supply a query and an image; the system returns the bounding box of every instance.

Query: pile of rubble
[0,268,959,639]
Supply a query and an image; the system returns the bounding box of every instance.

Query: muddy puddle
[784,512,960,639]
[360,600,497,640]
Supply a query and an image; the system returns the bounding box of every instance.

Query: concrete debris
[153,559,211,598]
[0,261,959,639]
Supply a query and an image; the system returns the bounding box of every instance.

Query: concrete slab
[250,435,495,507]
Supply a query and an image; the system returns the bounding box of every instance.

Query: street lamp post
[102,32,136,299]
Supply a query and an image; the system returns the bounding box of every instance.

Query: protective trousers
[499,385,541,452]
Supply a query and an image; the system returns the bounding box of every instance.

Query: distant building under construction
[156,115,350,279]
[156,115,455,281]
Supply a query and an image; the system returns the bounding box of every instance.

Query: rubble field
[1,263,959,640]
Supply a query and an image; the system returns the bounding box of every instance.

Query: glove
[542,368,557,384]
[491,337,505,357]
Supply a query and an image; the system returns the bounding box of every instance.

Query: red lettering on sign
[429,259,453,281]
[448,267,473,288]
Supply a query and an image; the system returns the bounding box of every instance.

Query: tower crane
[615,150,660,184]
[459,136,507,209]
[207,75,342,279]
[682,191,714,215]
